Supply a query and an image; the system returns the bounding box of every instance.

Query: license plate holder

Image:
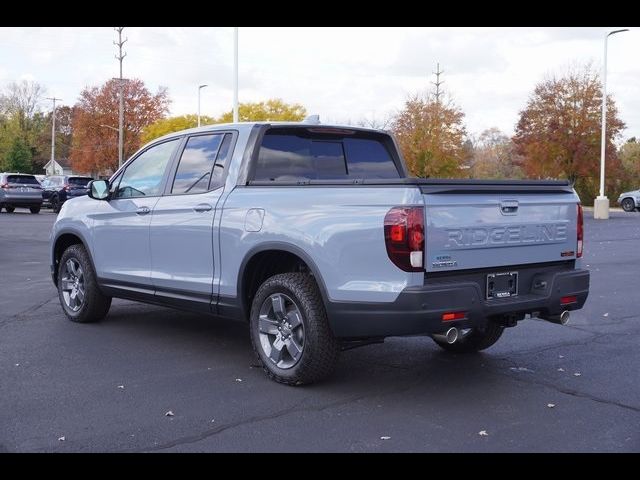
[486,271,518,299]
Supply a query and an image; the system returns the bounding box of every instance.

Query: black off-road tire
[249,273,340,386]
[5,206,15,213]
[58,244,112,323]
[433,322,504,353]
[30,206,40,214]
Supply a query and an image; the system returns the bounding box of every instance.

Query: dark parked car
[42,175,93,213]
[0,173,43,214]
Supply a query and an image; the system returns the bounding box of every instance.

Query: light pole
[45,97,61,174]
[594,28,629,220]
[198,84,208,127]
[233,27,239,123]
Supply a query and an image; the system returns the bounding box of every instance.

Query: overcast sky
[1,27,639,140]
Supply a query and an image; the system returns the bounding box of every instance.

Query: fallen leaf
[573,372,582,377]
[165,411,174,417]
[211,419,215,423]
[557,368,565,372]
[15,363,19,367]
[558,355,564,359]
[117,385,124,389]
[380,436,391,440]
[547,403,556,408]
[603,313,609,317]
[58,436,65,442]
[478,430,488,436]
[235,378,243,382]
[509,367,534,373]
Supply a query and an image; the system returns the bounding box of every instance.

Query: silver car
[0,173,43,214]
[617,189,640,212]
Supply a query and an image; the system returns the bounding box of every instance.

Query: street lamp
[198,84,208,127]
[594,28,629,220]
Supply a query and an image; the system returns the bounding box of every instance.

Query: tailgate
[421,183,579,273]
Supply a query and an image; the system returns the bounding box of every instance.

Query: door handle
[136,206,151,215]
[193,203,213,213]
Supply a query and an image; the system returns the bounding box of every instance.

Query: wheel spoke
[269,337,285,363]
[67,259,79,277]
[286,311,302,329]
[259,315,280,335]
[270,294,286,320]
[61,278,74,291]
[76,286,85,304]
[285,337,303,361]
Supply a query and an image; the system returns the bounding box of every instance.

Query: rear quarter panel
[219,186,425,303]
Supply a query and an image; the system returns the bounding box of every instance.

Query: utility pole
[114,27,127,168]
[46,97,62,174]
[432,62,444,103]
[233,27,239,123]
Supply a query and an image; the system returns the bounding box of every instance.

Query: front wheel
[621,198,636,212]
[58,244,112,323]
[249,273,340,385]
[30,206,40,214]
[433,322,504,353]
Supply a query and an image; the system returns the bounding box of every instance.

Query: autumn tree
[513,64,625,202]
[391,93,467,178]
[470,128,523,179]
[215,99,306,123]
[141,114,215,144]
[70,79,170,175]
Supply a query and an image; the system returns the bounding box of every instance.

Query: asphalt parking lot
[1,207,639,452]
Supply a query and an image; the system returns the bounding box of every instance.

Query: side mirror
[88,180,110,200]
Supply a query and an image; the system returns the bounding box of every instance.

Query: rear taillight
[577,204,583,258]
[384,206,425,272]
[0,183,8,190]
[64,184,71,192]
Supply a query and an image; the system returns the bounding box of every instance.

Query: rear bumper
[327,266,589,338]
[1,195,43,206]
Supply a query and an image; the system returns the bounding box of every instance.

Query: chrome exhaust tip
[432,327,459,344]
[540,310,570,326]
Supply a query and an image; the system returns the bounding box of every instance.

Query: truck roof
[152,121,388,144]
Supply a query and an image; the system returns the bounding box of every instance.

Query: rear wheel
[52,195,61,213]
[30,206,40,214]
[5,206,15,213]
[621,198,636,212]
[433,322,504,353]
[249,273,340,385]
[58,244,111,323]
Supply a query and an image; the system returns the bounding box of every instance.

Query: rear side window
[171,134,231,194]
[254,128,400,181]
[68,177,92,186]
[7,175,39,185]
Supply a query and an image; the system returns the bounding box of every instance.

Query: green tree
[141,114,215,144]
[216,99,306,123]
[5,137,32,173]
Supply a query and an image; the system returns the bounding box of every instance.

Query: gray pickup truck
[50,122,590,385]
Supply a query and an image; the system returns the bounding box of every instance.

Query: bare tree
[0,80,46,121]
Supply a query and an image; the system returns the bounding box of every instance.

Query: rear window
[254,128,400,181]
[7,175,39,185]
[68,177,92,186]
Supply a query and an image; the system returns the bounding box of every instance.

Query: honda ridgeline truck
[50,122,590,385]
